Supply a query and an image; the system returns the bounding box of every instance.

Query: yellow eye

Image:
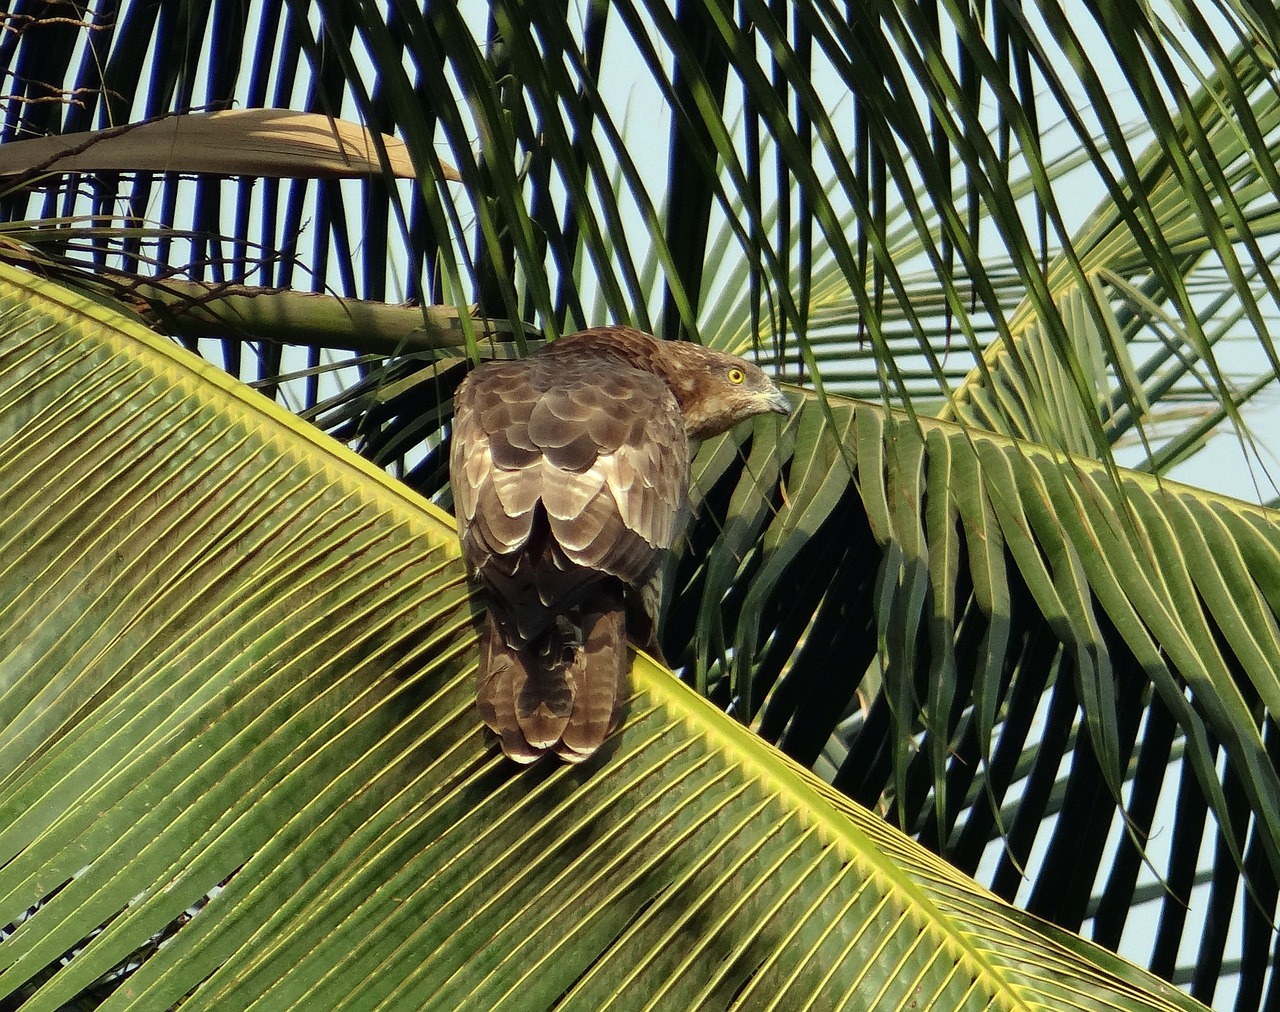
[728,367,745,384]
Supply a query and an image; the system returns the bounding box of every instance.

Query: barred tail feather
[475,618,552,764]
[476,598,627,763]
[556,602,628,762]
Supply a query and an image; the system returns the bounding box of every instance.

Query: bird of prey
[450,326,791,763]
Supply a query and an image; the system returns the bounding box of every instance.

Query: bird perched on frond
[450,326,791,763]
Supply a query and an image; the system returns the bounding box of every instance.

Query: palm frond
[0,263,1209,1011]
[664,384,1280,1004]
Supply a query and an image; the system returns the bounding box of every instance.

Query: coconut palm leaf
[659,383,1280,1008]
[5,2,1272,480]
[0,263,1213,1011]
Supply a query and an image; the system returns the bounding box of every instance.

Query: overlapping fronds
[0,264,1208,1011]
[6,2,1280,1007]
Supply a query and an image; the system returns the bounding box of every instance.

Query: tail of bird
[475,592,628,763]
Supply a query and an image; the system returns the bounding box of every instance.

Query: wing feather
[539,460,607,522]
[453,354,688,594]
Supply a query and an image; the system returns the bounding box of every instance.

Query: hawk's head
[656,340,791,441]
[542,326,792,442]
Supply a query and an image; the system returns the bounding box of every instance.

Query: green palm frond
[664,382,1280,1004]
[0,265,1206,1011]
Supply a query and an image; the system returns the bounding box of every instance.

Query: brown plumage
[450,326,791,763]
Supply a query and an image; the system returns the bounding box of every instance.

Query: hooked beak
[765,384,792,416]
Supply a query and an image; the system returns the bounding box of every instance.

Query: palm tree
[2,0,1278,1008]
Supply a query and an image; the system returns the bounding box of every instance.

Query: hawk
[450,326,791,763]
